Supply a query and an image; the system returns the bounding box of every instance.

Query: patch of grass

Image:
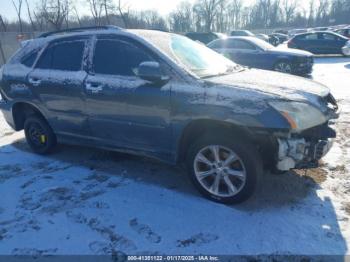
[295,168,328,185]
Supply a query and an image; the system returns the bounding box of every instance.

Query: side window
[227,40,237,49]
[321,33,336,40]
[36,41,85,71]
[21,50,39,67]
[234,40,255,50]
[304,34,318,40]
[36,47,53,69]
[208,40,222,49]
[295,34,305,40]
[93,39,153,76]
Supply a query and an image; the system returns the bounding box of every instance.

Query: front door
[84,37,172,153]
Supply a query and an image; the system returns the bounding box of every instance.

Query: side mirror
[137,61,169,84]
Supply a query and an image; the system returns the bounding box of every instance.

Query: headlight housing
[270,101,327,131]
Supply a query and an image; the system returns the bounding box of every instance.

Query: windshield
[170,34,240,78]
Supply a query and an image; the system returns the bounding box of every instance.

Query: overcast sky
[0,0,197,21]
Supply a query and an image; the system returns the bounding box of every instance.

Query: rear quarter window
[21,51,39,67]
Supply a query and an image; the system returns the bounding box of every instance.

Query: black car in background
[336,28,350,38]
[230,30,255,37]
[271,33,288,43]
[185,32,226,44]
[208,37,314,75]
[288,31,350,55]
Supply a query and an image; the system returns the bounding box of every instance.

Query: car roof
[220,36,255,40]
[32,27,171,44]
[208,36,257,45]
[11,27,174,65]
[294,31,347,38]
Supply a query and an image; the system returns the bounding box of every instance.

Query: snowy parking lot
[0,57,350,257]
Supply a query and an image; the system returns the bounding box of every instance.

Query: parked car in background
[336,27,350,38]
[271,33,288,44]
[208,36,314,75]
[0,27,338,204]
[312,27,330,31]
[230,30,255,37]
[185,32,226,44]
[274,29,288,35]
[288,31,350,56]
[342,41,350,56]
[255,33,269,42]
[268,34,280,46]
[288,29,308,37]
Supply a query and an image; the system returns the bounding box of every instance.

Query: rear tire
[186,133,262,204]
[24,115,57,154]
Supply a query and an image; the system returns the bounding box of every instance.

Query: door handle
[85,83,103,94]
[29,77,41,86]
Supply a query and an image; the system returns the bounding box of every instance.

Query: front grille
[307,57,314,65]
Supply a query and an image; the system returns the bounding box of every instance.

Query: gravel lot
[0,56,349,257]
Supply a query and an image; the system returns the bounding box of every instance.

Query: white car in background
[342,41,350,56]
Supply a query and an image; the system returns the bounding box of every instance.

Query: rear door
[319,33,346,54]
[28,37,89,137]
[296,33,319,53]
[225,39,262,68]
[84,36,172,153]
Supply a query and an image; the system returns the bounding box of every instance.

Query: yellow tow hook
[40,135,46,144]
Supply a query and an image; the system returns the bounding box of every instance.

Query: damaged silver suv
[0,26,339,204]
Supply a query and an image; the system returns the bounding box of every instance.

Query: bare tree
[0,15,7,32]
[12,0,23,33]
[72,5,82,26]
[87,0,103,25]
[101,0,114,24]
[283,0,298,24]
[194,0,225,32]
[229,0,243,29]
[215,0,227,32]
[169,1,194,32]
[25,0,36,32]
[315,0,330,25]
[39,0,70,30]
[117,0,130,28]
[308,0,315,26]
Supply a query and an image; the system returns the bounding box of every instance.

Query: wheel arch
[12,102,47,131]
[176,119,257,164]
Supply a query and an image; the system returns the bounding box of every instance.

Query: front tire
[186,133,262,204]
[24,116,57,154]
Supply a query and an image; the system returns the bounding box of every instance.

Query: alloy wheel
[193,145,247,198]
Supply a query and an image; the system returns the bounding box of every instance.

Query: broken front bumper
[276,138,333,171]
[275,122,337,171]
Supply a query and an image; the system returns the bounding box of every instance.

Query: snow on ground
[0,57,350,257]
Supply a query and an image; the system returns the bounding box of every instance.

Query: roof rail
[38,25,122,38]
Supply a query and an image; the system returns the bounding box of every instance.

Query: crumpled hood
[206,69,330,108]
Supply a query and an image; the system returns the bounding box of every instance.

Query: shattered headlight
[270,101,327,131]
